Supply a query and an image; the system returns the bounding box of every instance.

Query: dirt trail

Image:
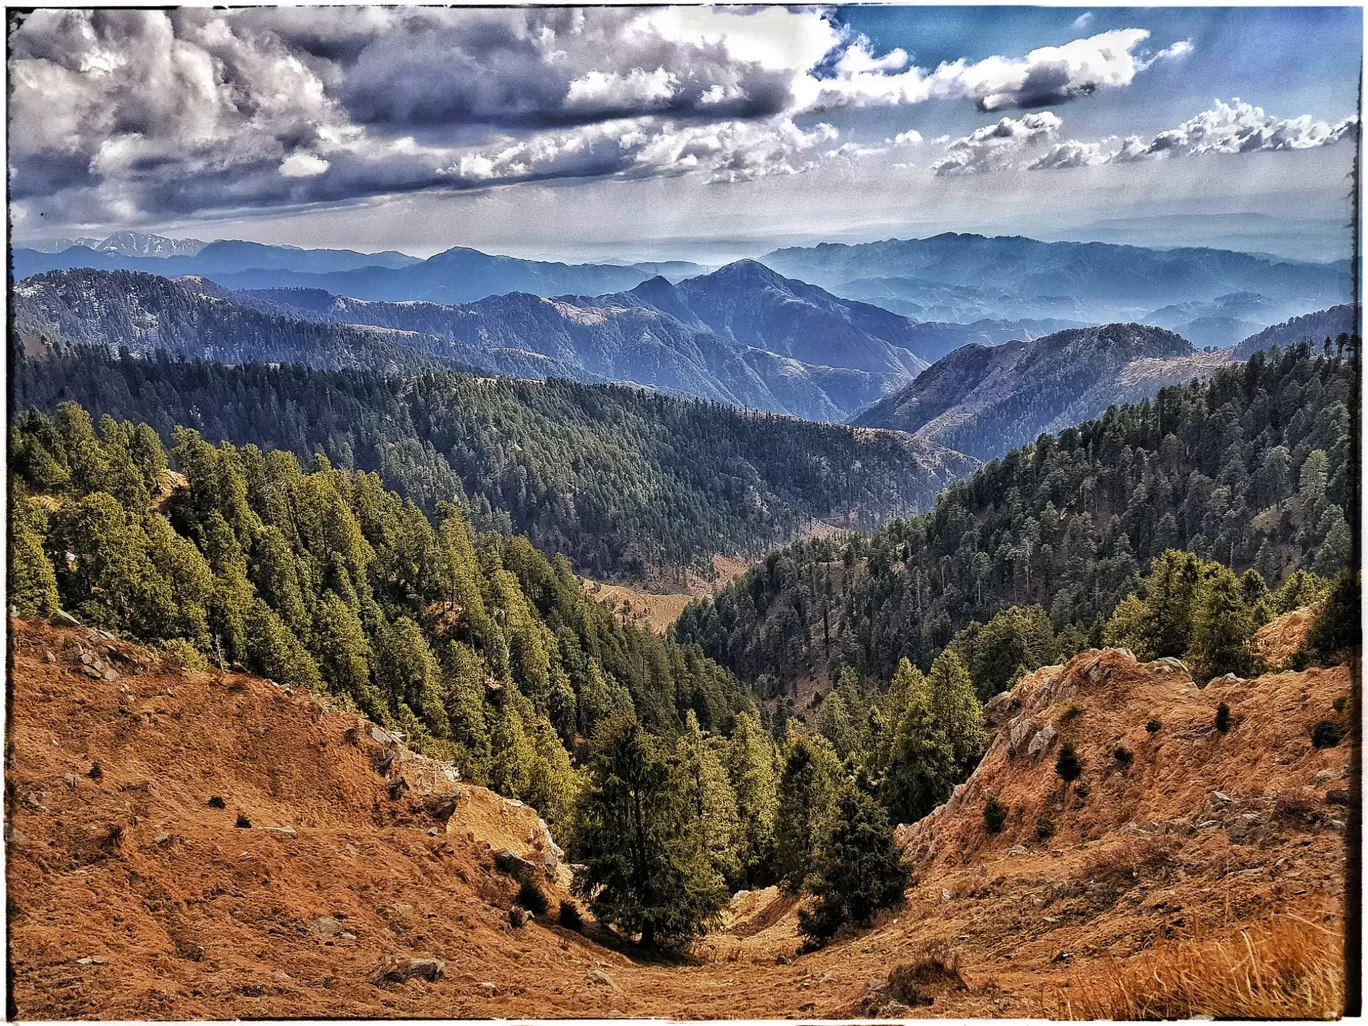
[5,617,1351,1019]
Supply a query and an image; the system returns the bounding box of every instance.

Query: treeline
[676,340,1357,692]
[8,401,757,829]
[12,348,972,579]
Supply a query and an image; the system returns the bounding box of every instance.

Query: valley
[6,613,1348,1019]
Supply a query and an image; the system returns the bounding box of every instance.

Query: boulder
[1007,715,1035,755]
[1027,723,1057,758]
[308,916,347,939]
[493,848,542,879]
[508,906,529,929]
[478,982,498,997]
[373,957,445,984]
[587,969,615,987]
[1227,813,1265,845]
[49,610,81,629]
[983,691,1017,727]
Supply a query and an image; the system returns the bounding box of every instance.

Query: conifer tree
[674,711,742,885]
[774,731,840,890]
[798,784,910,943]
[726,711,779,886]
[928,648,986,770]
[573,716,727,948]
[8,508,59,618]
[1187,563,1257,682]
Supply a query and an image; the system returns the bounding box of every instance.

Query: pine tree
[572,716,727,948]
[674,711,742,886]
[1187,563,1257,683]
[488,699,535,799]
[927,648,986,770]
[8,507,59,618]
[726,711,778,886]
[798,784,910,944]
[774,731,840,890]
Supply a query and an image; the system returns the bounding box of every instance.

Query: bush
[235,812,252,828]
[1055,742,1082,782]
[516,877,549,916]
[983,793,1007,834]
[1333,696,1347,713]
[1061,704,1083,723]
[207,795,226,809]
[1113,745,1133,765]
[1146,718,1162,734]
[1311,720,1345,749]
[1035,816,1056,841]
[1215,703,1231,734]
[557,900,583,931]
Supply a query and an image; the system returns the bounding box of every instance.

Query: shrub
[1333,696,1347,713]
[516,877,549,916]
[1146,718,1162,734]
[983,793,1007,834]
[1035,816,1056,841]
[235,812,252,828]
[207,795,226,809]
[557,900,583,931]
[1113,745,1133,765]
[1055,742,1082,782]
[1061,704,1083,723]
[1215,703,1231,734]
[1311,720,1345,749]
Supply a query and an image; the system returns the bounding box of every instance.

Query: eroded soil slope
[5,617,1353,1019]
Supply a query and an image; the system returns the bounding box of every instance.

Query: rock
[374,957,445,984]
[1151,656,1189,675]
[50,610,81,628]
[478,982,498,997]
[44,650,56,663]
[308,916,346,939]
[1327,789,1351,806]
[776,955,793,965]
[1328,819,1346,834]
[587,969,615,987]
[1027,722,1057,758]
[939,888,952,903]
[1227,813,1264,845]
[102,667,120,681]
[154,832,173,845]
[428,827,440,836]
[273,970,291,982]
[859,980,889,1001]
[75,956,107,966]
[983,690,1017,727]
[1052,951,1074,963]
[5,824,29,847]
[1007,715,1035,755]
[1006,845,1028,857]
[261,826,297,837]
[493,848,542,879]
[1313,769,1337,784]
[508,906,529,928]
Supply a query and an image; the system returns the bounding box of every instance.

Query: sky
[8,5,1363,263]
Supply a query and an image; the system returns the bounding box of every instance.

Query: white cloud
[1073,12,1095,29]
[280,153,331,178]
[4,7,1198,225]
[932,112,1063,176]
[933,99,1358,177]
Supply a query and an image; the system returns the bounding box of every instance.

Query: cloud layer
[933,99,1359,176]
[9,7,1194,225]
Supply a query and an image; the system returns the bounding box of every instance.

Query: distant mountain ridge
[761,233,1351,325]
[1233,304,1359,358]
[851,322,1234,460]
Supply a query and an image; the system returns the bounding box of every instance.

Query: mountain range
[761,233,1350,326]
[17,262,952,421]
[850,322,1235,460]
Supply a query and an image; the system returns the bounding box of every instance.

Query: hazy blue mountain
[244,260,933,420]
[761,233,1351,323]
[12,239,420,279]
[95,232,208,259]
[828,274,1091,324]
[628,260,709,281]
[1233,304,1360,358]
[851,322,1234,460]
[10,269,585,382]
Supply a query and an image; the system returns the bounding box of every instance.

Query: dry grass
[1050,917,1344,1020]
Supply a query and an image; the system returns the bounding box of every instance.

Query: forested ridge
[676,339,1358,695]
[12,349,974,580]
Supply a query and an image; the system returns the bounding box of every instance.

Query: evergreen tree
[726,711,779,886]
[774,731,840,890]
[798,784,910,944]
[674,712,742,886]
[1187,563,1257,682]
[8,501,59,618]
[572,716,727,948]
[927,648,986,770]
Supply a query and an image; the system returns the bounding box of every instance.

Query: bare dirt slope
[6,617,1352,1019]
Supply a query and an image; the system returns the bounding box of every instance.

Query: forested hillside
[12,350,976,580]
[7,403,757,828]
[677,340,1357,693]
[850,323,1233,461]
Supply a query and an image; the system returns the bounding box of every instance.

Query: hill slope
[12,352,977,579]
[1234,304,1360,358]
[7,619,1347,1019]
[850,323,1231,461]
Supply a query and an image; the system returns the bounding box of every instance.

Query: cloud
[933,99,1358,176]
[932,112,1063,176]
[5,7,1192,225]
[1073,12,1095,29]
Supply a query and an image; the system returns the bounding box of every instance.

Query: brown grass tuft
[1049,917,1344,1020]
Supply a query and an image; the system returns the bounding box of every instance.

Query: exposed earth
[5,613,1352,1019]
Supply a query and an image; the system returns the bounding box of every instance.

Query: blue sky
[8,5,1362,262]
